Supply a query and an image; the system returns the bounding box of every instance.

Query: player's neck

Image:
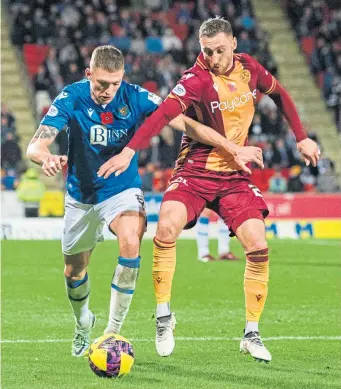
[222,58,234,76]
[90,89,116,106]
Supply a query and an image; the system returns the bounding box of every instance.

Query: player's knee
[118,232,140,258]
[64,265,87,280]
[156,219,178,242]
[245,239,268,253]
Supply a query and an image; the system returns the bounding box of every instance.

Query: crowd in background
[1,103,21,190]
[285,0,341,134]
[3,0,340,194]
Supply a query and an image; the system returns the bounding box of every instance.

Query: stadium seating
[3,0,340,197]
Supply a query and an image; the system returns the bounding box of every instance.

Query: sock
[245,321,259,334]
[196,216,209,258]
[105,256,141,334]
[244,248,269,324]
[156,302,171,318]
[217,218,230,255]
[153,237,176,318]
[66,272,91,328]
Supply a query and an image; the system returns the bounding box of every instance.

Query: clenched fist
[42,154,68,177]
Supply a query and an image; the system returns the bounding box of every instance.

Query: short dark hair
[199,17,233,38]
[90,45,124,71]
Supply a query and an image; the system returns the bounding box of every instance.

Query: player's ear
[85,68,91,79]
[232,37,237,51]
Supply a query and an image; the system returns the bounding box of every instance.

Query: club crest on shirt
[172,84,186,97]
[46,105,59,117]
[240,69,251,83]
[116,104,131,119]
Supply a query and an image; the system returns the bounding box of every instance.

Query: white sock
[218,218,230,255]
[104,256,140,334]
[196,216,210,258]
[156,302,171,319]
[66,273,91,328]
[245,321,259,334]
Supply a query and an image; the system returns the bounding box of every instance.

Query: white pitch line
[1,336,340,344]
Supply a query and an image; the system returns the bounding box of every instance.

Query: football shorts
[62,188,145,255]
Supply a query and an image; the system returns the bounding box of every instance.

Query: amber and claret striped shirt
[128,52,307,175]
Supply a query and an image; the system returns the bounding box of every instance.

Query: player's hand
[97,147,135,179]
[232,146,264,174]
[42,155,67,177]
[297,138,321,167]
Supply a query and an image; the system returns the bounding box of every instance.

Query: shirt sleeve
[167,73,203,111]
[126,74,204,150]
[40,86,76,131]
[134,85,162,116]
[255,60,307,142]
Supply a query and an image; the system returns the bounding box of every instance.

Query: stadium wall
[1,193,340,240]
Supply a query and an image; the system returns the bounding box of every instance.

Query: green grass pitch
[1,239,341,389]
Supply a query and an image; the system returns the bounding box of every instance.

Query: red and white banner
[264,194,341,219]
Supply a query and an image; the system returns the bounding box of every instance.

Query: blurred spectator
[63,63,83,85]
[145,30,164,54]
[287,165,304,192]
[1,103,16,130]
[1,116,15,143]
[272,139,292,167]
[268,168,288,193]
[317,164,340,192]
[140,163,155,191]
[1,168,19,191]
[16,168,46,217]
[300,165,317,190]
[262,141,274,168]
[1,133,22,169]
[285,0,341,132]
[236,31,254,54]
[162,28,183,52]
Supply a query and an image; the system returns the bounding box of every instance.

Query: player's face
[200,32,237,75]
[86,67,124,105]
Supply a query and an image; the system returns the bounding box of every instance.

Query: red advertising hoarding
[264,194,341,219]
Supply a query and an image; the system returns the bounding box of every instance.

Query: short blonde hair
[90,45,124,72]
[199,17,233,38]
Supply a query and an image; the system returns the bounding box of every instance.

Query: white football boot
[71,311,96,357]
[155,313,176,357]
[240,331,272,363]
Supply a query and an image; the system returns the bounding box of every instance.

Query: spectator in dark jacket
[287,165,304,192]
[1,133,22,169]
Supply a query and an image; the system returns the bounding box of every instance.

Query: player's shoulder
[59,79,89,98]
[122,81,146,96]
[124,82,162,104]
[234,53,260,70]
[180,54,211,88]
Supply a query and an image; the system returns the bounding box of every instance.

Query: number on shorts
[248,184,263,197]
[135,194,146,210]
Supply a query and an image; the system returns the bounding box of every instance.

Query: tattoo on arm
[29,125,59,144]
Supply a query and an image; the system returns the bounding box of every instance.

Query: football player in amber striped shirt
[100,17,320,362]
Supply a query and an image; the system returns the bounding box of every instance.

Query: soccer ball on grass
[88,333,134,378]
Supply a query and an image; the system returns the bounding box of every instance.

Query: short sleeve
[40,86,76,130]
[134,85,162,117]
[167,73,203,112]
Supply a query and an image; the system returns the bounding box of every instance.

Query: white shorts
[62,188,145,255]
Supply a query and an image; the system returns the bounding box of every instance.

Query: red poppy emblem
[100,112,114,124]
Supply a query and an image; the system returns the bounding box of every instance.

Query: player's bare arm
[26,125,68,177]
